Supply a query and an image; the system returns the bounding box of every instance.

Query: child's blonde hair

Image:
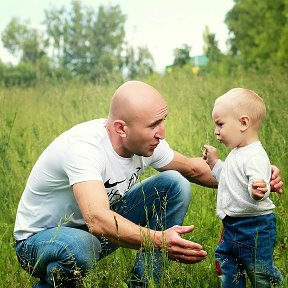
[215,88,266,129]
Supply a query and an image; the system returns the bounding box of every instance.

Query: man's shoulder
[70,118,106,131]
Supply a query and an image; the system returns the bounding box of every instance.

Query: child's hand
[252,179,268,200]
[203,144,218,169]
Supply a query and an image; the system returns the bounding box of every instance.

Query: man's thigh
[112,170,191,229]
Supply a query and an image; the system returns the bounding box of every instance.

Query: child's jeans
[215,213,282,288]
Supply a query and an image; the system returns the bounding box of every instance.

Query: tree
[44,1,126,81]
[172,44,191,67]
[225,0,288,69]
[122,45,155,79]
[2,17,46,64]
[203,26,222,63]
[1,1,156,85]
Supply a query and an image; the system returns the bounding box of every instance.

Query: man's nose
[155,123,165,139]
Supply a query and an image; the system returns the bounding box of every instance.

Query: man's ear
[239,115,250,131]
[113,120,127,137]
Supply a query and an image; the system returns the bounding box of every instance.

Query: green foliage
[203,26,222,63]
[2,17,47,64]
[225,0,288,70]
[44,1,126,82]
[1,72,287,287]
[172,44,192,67]
[122,45,155,79]
[0,62,36,87]
[0,2,155,86]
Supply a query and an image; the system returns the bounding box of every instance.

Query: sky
[0,0,234,72]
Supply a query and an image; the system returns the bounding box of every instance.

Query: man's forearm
[186,157,218,188]
[87,209,162,250]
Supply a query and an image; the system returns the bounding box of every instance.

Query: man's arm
[158,151,218,188]
[158,151,284,192]
[73,180,207,264]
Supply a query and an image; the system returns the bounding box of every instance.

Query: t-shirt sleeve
[145,139,174,169]
[63,141,105,186]
[212,159,224,182]
[245,153,271,200]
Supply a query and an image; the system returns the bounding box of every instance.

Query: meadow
[1,71,287,287]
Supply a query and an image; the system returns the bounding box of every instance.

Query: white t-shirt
[14,119,174,240]
[212,141,275,219]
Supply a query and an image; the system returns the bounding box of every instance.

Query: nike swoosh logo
[104,178,126,188]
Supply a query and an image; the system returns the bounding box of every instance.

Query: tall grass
[0,71,287,287]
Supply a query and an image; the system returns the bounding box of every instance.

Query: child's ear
[239,115,250,131]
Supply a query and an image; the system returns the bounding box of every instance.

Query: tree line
[1,0,287,86]
[0,1,154,86]
[172,0,288,75]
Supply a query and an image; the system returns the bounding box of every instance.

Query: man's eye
[149,122,158,129]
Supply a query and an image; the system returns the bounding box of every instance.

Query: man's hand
[270,165,283,194]
[163,225,207,264]
[252,179,268,200]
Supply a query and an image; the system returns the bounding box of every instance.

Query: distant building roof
[190,55,209,66]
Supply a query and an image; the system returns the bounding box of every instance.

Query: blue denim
[215,213,283,288]
[15,170,191,287]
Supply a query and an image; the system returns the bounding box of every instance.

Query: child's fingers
[256,187,268,193]
[202,148,207,159]
[252,179,266,188]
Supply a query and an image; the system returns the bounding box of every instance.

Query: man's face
[122,99,168,157]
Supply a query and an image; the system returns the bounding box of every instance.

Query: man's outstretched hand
[163,225,207,264]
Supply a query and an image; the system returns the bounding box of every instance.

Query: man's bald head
[108,81,166,124]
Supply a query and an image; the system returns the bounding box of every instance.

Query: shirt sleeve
[212,159,224,182]
[63,141,105,186]
[245,153,271,201]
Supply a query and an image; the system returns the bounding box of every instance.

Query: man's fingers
[176,225,194,234]
[174,225,204,250]
[270,165,280,180]
[173,246,207,257]
[165,225,207,264]
[271,178,284,194]
[270,165,284,193]
[170,250,208,264]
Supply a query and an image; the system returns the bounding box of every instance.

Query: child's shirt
[212,141,275,219]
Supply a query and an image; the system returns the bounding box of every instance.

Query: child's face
[212,103,244,148]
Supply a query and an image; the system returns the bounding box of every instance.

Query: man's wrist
[152,230,163,250]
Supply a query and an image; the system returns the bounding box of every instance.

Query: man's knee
[61,230,102,272]
[33,228,101,276]
[160,170,192,202]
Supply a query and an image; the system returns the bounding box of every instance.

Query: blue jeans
[215,214,282,288]
[15,170,191,287]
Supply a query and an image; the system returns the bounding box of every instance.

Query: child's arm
[251,179,269,200]
[246,153,271,201]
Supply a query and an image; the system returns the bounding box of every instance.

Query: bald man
[14,81,283,288]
